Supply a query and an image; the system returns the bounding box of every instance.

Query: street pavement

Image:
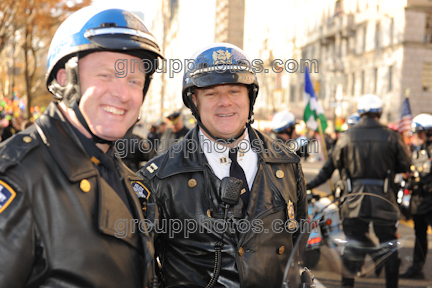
[301,159,432,288]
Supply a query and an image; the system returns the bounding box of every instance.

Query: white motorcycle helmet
[347,113,360,127]
[411,113,432,133]
[357,94,383,116]
[272,110,296,133]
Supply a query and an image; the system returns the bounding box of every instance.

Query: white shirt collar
[199,128,258,190]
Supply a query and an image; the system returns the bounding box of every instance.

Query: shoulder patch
[131,181,150,199]
[0,180,17,213]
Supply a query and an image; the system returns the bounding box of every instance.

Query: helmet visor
[84,27,163,58]
[189,67,256,88]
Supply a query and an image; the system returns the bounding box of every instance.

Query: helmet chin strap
[197,120,247,145]
[71,102,114,146]
[186,93,247,144]
[425,130,432,144]
[187,87,256,144]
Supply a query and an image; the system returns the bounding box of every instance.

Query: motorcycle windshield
[282,192,423,288]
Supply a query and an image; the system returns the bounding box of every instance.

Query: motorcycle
[282,192,423,288]
[303,190,342,268]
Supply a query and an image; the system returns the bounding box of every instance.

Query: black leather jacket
[332,116,411,221]
[409,142,432,215]
[0,102,153,287]
[138,126,308,288]
[307,150,335,190]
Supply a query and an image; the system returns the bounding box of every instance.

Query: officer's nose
[218,92,232,107]
[111,79,130,102]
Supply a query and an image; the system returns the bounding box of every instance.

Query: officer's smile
[217,113,235,117]
[102,105,126,116]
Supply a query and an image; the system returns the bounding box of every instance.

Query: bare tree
[1,0,91,118]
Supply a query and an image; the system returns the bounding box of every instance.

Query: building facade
[288,0,432,128]
[142,0,432,132]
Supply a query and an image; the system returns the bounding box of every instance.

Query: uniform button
[23,136,32,143]
[276,170,284,178]
[188,179,197,188]
[207,209,212,217]
[278,246,285,255]
[80,179,91,192]
[238,247,244,256]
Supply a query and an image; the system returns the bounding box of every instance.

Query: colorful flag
[397,97,412,133]
[303,67,328,132]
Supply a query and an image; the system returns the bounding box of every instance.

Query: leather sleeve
[296,163,308,221]
[331,134,347,171]
[393,131,411,174]
[0,176,36,287]
[294,163,308,255]
[308,151,336,189]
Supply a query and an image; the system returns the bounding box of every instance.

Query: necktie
[229,147,250,207]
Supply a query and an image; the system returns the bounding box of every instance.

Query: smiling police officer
[138,43,308,288]
[0,7,163,288]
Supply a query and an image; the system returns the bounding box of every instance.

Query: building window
[348,34,354,54]
[425,14,432,43]
[362,26,367,53]
[276,73,282,90]
[390,18,394,45]
[375,22,381,49]
[361,71,365,94]
[290,85,296,102]
[343,74,348,94]
[374,68,378,93]
[169,0,179,21]
[351,73,355,96]
[388,66,393,92]
[422,63,432,91]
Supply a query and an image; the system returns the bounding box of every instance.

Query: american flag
[397,97,413,133]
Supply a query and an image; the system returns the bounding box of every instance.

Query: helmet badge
[212,50,233,64]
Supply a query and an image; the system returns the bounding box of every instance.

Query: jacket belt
[352,179,384,186]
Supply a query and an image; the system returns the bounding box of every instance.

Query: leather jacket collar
[35,102,142,183]
[355,116,383,129]
[151,125,299,180]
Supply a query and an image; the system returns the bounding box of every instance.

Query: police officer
[156,111,190,155]
[0,7,164,287]
[272,110,298,140]
[332,94,411,288]
[137,43,308,287]
[306,112,360,192]
[271,110,311,159]
[400,113,432,279]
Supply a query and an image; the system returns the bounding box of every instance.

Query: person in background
[332,94,411,288]
[147,122,161,149]
[158,121,167,135]
[120,132,154,171]
[271,110,309,158]
[156,111,189,155]
[400,113,432,279]
[20,119,34,131]
[306,112,360,193]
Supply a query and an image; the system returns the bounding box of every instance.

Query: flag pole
[402,88,411,139]
[317,118,335,194]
